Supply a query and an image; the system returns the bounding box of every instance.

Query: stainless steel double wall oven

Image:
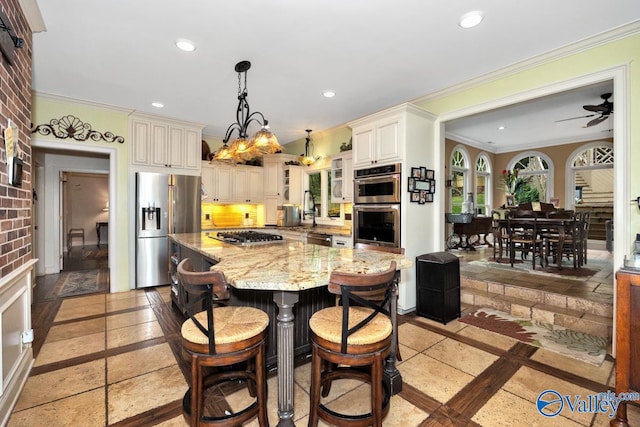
[353,163,401,248]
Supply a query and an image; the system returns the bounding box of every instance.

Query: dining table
[495,217,577,269]
[169,232,413,427]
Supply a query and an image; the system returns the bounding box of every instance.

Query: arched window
[567,143,613,209]
[509,152,553,203]
[450,146,470,213]
[475,154,491,215]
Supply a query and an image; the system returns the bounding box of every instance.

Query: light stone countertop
[170,232,411,292]
[202,225,352,237]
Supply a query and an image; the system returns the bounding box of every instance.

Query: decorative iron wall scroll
[408,166,435,204]
[31,115,125,143]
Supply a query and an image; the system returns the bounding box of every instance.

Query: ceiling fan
[555,93,613,127]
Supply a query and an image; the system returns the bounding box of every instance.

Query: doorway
[62,171,109,272]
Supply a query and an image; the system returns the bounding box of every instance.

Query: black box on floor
[416,251,461,324]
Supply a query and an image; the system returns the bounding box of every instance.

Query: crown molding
[413,20,640,104]
[33,91,134,113]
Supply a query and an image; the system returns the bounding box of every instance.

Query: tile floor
[8,266,640,426]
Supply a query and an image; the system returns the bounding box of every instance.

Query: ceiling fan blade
[583,104,608,113]
[555,113,597,123]
[585,115,608,127]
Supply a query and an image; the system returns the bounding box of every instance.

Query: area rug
[468,257,600,280]
[51,269,109,298]
[459,308,607,366]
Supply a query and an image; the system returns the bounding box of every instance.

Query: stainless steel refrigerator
[135,172,201,288]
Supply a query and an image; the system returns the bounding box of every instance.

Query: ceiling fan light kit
[556,92,613,128]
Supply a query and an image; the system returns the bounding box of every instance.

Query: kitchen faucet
[304,190,317,228]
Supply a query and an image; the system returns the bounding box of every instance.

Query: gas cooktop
[211,231,284,246]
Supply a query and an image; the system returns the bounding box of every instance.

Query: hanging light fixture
[300,129,318,166]
[213,60,282,162]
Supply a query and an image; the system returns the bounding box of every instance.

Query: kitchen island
[169,232,412,427]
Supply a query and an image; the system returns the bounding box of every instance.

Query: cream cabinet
[332,235,353,248]
[234,166,264,203]
[283,165,304,205]
[262,154,301,225]
[331,153,353,203]
[201,161,233,202]
[130,113,202,175]
[202,162,263,204]
[351,114,402,168]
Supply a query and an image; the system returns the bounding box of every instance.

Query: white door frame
[433,65,629,355]
[31,138,118,293]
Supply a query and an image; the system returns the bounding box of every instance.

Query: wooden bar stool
[308,262,397,427]
[177,258,270,427]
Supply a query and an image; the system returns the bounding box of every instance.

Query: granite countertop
[170,232,410,292]
[202,225,352,237]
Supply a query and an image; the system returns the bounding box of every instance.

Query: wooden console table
[452,216,493,250]
[611,268,640,427]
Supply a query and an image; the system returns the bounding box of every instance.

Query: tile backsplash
[201,203,260,229]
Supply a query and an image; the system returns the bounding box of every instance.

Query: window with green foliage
[512,155,549,203]
[450,148,469,214]
[307,169,341,220]
[475,155,491,215]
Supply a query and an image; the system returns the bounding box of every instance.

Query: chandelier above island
[213,60,283,163]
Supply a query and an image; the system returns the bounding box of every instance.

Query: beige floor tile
[472,389,583,426]
[530,347,614,385]
[106,289,147,301]
[397,342,420,363]
[238,375,310,427]
[108,365,186,424]
[59,294,106,309]
[54,301,105,322]
[502,366,595,425]
[106,295,150,312]
[44,317,105,343]
[155,415,189,426]
[8,388,106,427]
[106,307,157,330]
[398,322,446,352]
[399,352,473,403]
[592,402,640,426]
[14,359,105,411]
[457,323,518,351]
[423,338,499,376]
[293,360,362,396]
[412,315,468,333]
[35,331,105,366]
[107,342,177,384]
[106,320,164,349]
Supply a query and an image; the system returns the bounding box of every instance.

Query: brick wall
[0,0,32,278]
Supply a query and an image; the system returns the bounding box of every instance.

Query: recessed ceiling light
[175,38,196,52]
[497,125,505,130]
[152,102,164,108]
[459,11,484,29]
[323,90,336,98]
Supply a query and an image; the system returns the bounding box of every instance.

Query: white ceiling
[31,1,640,148]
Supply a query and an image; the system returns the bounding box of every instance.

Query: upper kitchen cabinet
[331,153,353,203]
[263,153,301,225]
[350,114,402,168]
[130,113,203,175]
[201,161,233,202]
[283,165,303,205]
[234,165,264,203]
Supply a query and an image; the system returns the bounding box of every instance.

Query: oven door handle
[354,174,401,184]
[354,204,400,211]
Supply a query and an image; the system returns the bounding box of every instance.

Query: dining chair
[177,258,270,427]
[543,210,580,269]
[507,210,544,269]
[491,210,509,260]
[308,262,397,427]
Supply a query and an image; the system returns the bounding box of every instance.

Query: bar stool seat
[308,262,397,427]
[178,258,270,427]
